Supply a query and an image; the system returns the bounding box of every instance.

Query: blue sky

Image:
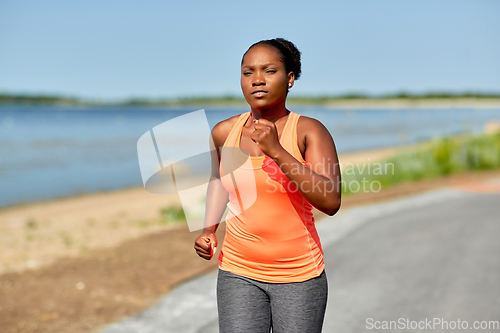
[0,0,499,100]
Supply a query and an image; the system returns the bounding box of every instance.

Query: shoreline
[2,98,500,110]
[0,139,439,213]
[0,138,434,213]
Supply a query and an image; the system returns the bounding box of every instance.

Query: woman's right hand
[194,231,218,260]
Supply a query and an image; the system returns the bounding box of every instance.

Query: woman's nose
[252,72,265,86]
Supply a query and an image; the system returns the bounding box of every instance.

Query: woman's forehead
[242,45,283,66]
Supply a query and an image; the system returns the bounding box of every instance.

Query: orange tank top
[217,110,325,283]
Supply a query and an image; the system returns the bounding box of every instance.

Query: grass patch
[342,131,500,195]
[159,205,186,225]
[108,220,120,229]
[137,220,152,228]
[58,231,73,248]
[25,219,37,230]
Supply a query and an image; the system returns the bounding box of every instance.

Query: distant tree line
[1,91,499,106]
[0,94,81,105]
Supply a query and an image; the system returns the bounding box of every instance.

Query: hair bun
[243,37,302,80]
[273,38,302,80]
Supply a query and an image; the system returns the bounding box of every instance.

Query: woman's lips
[252,91,268,98]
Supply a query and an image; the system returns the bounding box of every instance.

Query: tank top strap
[280,111,295,153]
[222,111,251,149]
[281,111,305,164]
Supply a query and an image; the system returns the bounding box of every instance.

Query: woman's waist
[221,238,323,266]
[225,209,316,237]
[223,222,323,260]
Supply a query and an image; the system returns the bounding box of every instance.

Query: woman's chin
[247,98,280,110]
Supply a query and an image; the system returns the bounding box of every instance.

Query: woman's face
[240,45,293,110]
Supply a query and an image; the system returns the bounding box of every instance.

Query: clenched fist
[251,118,285,159]
[194,231,218,260]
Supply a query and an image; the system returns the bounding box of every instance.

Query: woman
[194,37,341,333]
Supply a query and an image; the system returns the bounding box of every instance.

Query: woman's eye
[267,70,276,73]
[243,72,252,75]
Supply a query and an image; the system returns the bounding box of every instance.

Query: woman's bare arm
[201,120,233,234]
[194,119,234,260]
[269,117,341,216]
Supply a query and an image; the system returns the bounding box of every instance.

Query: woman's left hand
[250,118,284,159]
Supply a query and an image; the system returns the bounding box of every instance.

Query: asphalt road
[96,188,500,333]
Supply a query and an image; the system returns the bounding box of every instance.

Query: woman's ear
[288,72,295,89]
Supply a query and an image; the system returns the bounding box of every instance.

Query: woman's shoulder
[211,112,247,147]
[296,113,331,142]
[295,113,325,129]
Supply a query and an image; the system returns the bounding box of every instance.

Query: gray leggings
[216,268,328,333]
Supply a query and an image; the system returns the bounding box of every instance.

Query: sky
[0,0,499,101]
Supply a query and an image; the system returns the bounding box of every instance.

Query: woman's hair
[242,37,302,80]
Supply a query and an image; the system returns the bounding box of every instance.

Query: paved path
[96,187,500,333]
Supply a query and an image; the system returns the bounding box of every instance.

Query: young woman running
[194,37,341,333]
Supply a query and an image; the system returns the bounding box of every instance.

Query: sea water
[0,105,498,207]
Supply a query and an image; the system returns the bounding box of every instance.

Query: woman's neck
[249,100,289,124]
